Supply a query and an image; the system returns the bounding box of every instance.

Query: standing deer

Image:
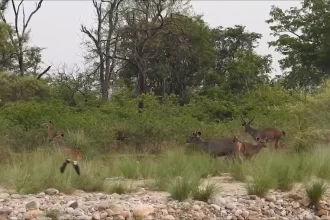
[53,134,81,175]
[42,121,63,143]
[186,131,242,158]
[232,135,267,159]
[240,116,285,149]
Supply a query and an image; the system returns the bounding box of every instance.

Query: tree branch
[37,65,51,79]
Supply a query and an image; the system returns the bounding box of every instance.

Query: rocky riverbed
[0,175,330,220]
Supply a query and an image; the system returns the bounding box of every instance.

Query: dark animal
[240,116,285,149]
[186,131,241,158]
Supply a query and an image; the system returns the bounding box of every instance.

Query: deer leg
[274,140,279,150]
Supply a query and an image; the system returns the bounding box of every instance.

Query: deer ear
[197,131,201,136]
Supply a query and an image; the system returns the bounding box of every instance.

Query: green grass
[169,174,200,201]
[305,180,328,207]
[104,181,133,194]
[192,182,220,202]
[2,144,330,199]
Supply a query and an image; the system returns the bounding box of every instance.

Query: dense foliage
[0,0,330,156]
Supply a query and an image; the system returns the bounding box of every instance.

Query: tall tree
[81,0,124,100]
[267,0,330,90]
[0,0,49,77]
[119,14,215,100]
[207,25,271,94]
[119,0,190,109]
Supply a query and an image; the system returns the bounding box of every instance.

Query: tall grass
[1,144,330,197]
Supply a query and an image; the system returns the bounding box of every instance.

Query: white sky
[4,0,302,76]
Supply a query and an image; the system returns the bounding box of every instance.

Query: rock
[100,212,108,219]
[25,200,40,210]
[24,210,44,220]
[293,202,300,209]
[0,208,12,215]
[132,205,154,218]
[276,199,284,205]
[304,214,313,220]
[92,212,101,220]
[249,195,258,200]
[225,202,235,210]
[242,210,249,218]
[164,215,175,220]
[316,209,328,217]
[10,194,21,199]
[265,195,276,202]
[234,209,242,216]
[211,204,220,211]
[0,193,10,199]
[301,198,311,207]
[161,209,168,215]
[212,197,226,205]
[45,188,59,195]
[68,201,78,209]
[288,193,303,200]
[192,205,201,211]
[108,204,123,215]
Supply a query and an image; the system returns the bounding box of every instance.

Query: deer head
[186,131,202,144]
[240,116,255,131]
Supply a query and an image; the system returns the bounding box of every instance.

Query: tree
[267,0,330,90]
[119,0,191,109]
[119,14,215,100]
[207,25,271,94]
[0,21,14,71]
[51,63,98,106]
[0,0,49,77]
[81,0,124,100]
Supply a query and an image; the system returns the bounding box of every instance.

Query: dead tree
[81,0,124,100]
[0,0,49,76]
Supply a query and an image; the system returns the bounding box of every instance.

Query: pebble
[0,186,327,220]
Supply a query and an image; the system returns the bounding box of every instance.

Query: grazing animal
[42,121,63,143]
[53,134,82,175]
[232,135,267,159]
[186,131,241,158]
[240,116,285,149]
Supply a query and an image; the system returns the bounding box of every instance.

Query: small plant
[228,161,246,182]
[272,160,294,191]
[46,209,61,220]
[305,180,328,207]
[246,175,275,197]
[169,175,200,201]
[104,181,132,194]
[192,182,220,202]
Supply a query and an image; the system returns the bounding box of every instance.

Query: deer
[42,121,63,143]
[186,131,242,158]
[240,116,286,149]
[52,133,82,175]
[232,135,267,159]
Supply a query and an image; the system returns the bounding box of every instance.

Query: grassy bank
[0,144,330,201]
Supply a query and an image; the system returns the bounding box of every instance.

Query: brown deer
[186,131,242,158]
[42,121,63,143]
[53,134,82,175]
[232,135,267,159]
[240,116,285,149]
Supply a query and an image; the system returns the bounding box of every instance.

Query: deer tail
[282,131,286,136]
